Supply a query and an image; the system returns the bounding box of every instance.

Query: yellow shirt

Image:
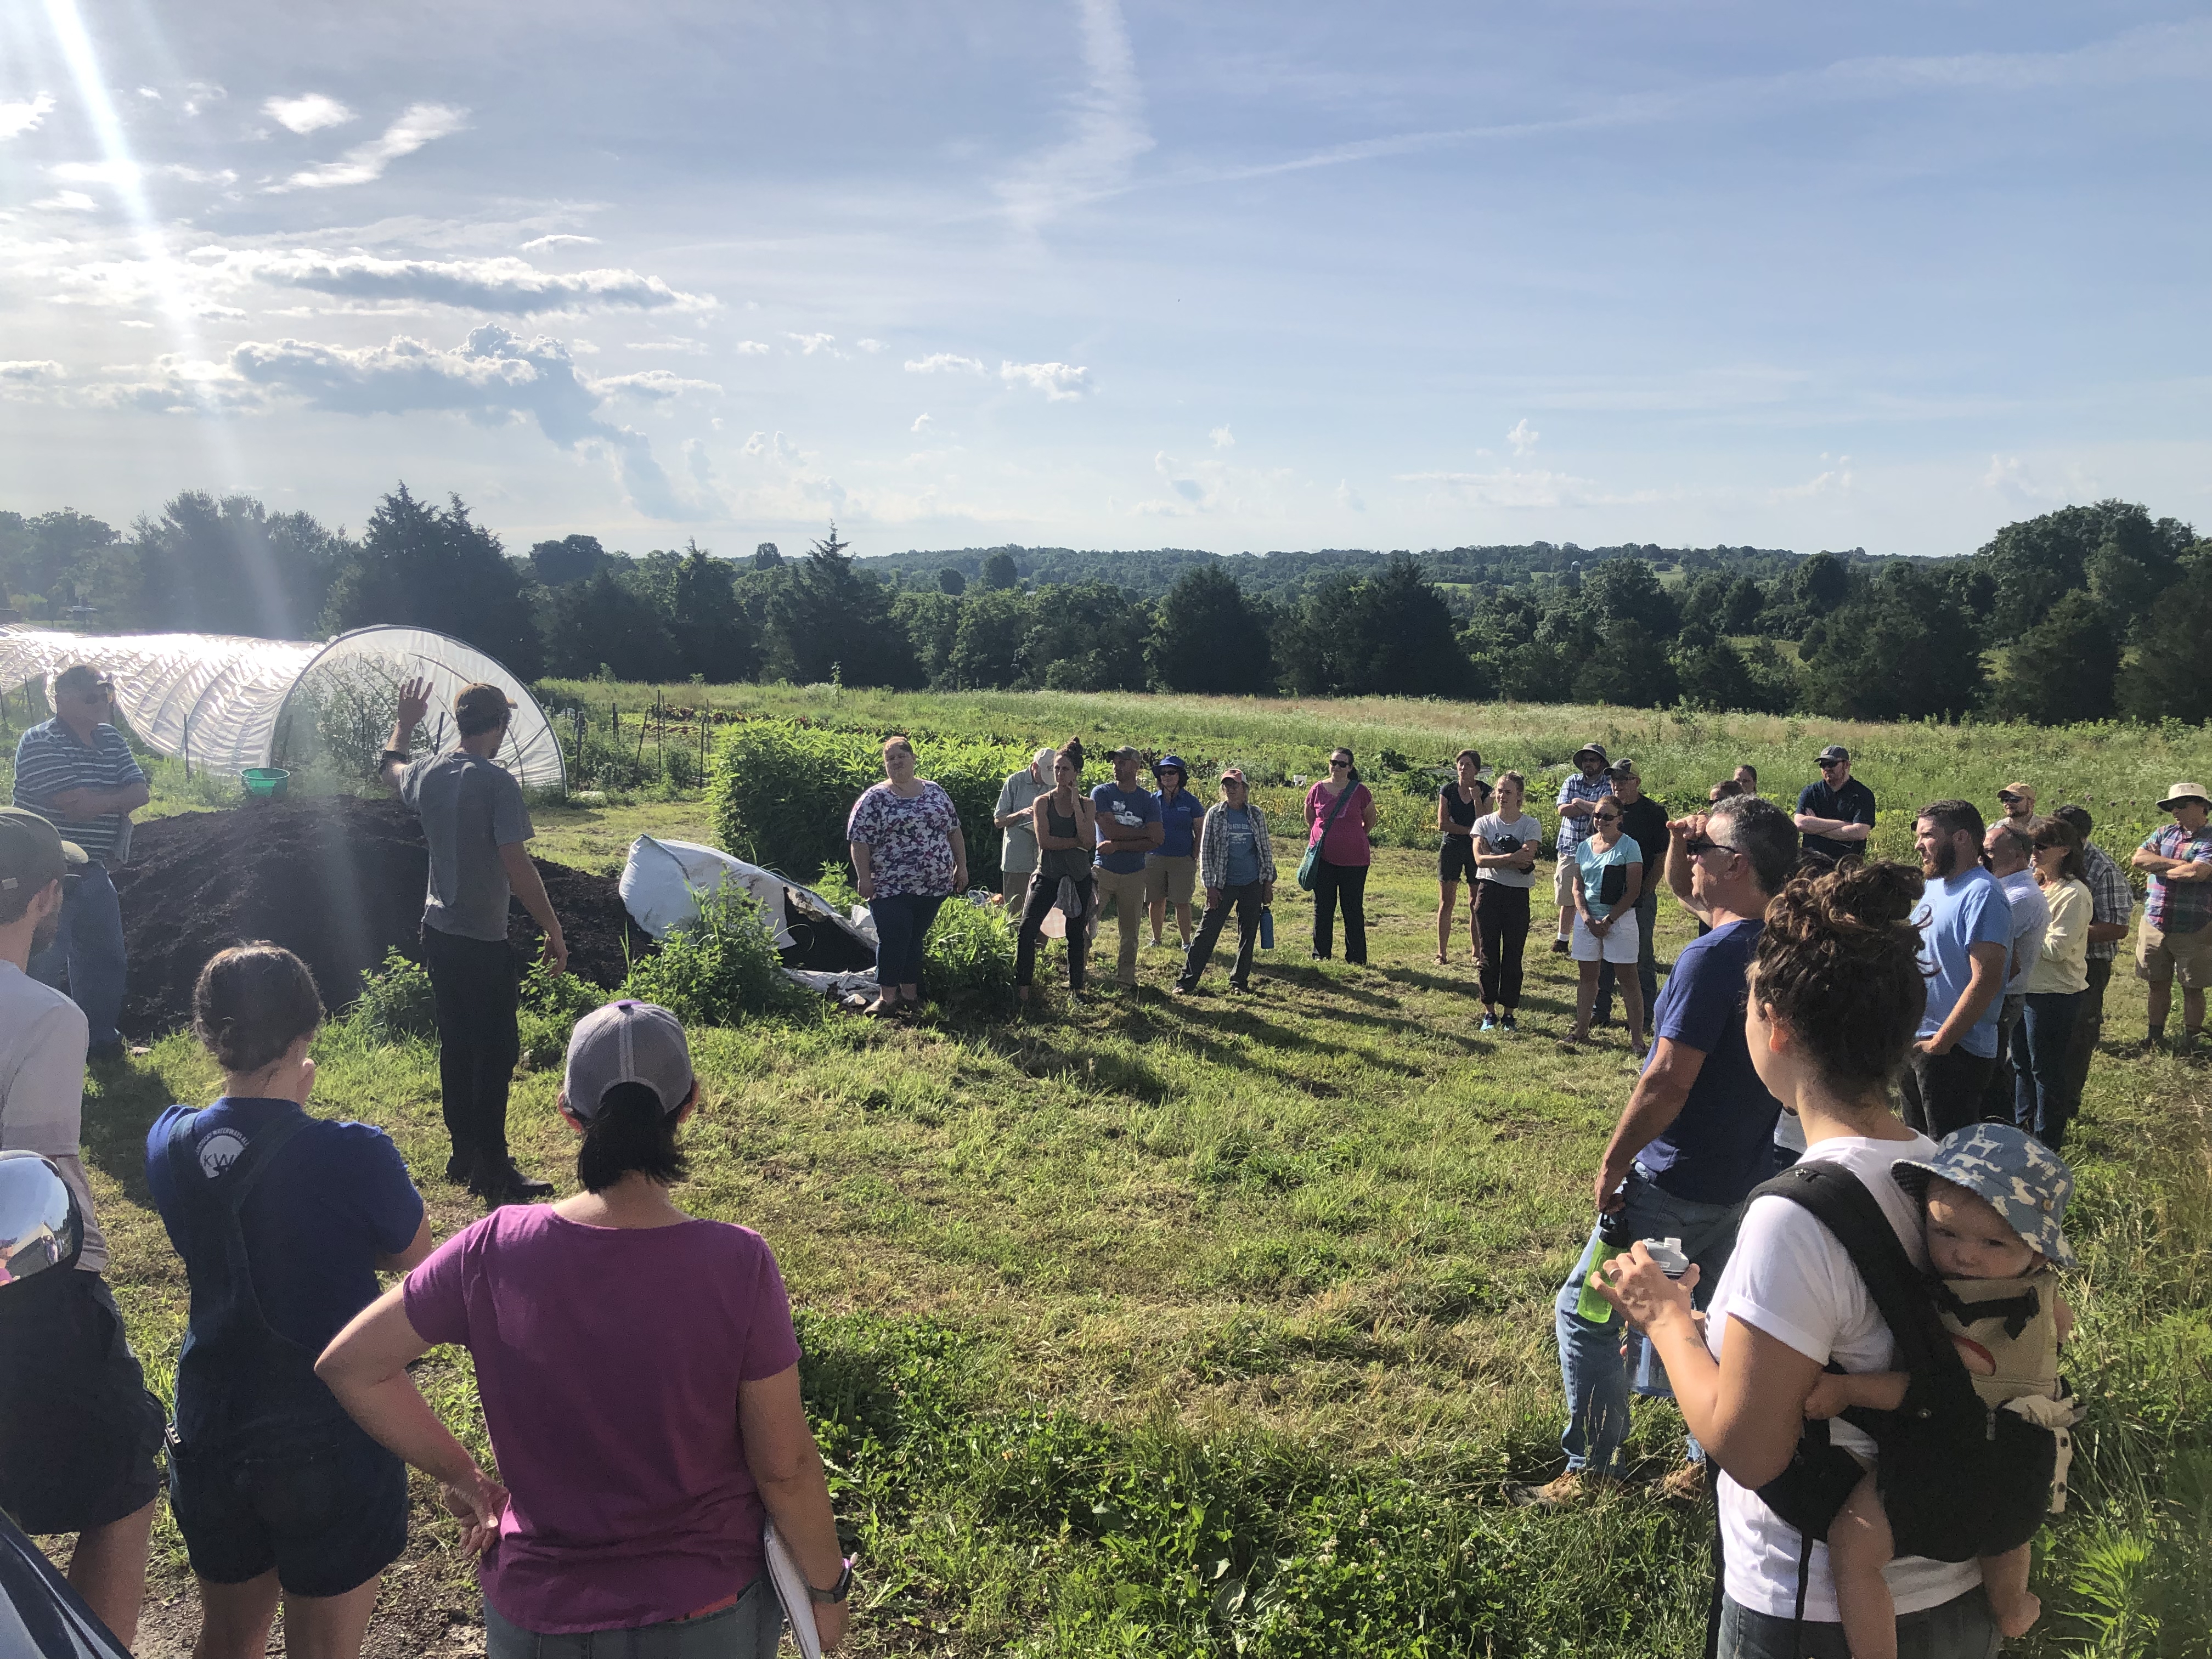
[2024,878,2090,995]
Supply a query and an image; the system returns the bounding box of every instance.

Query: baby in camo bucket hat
[1807,1124,2083,1651]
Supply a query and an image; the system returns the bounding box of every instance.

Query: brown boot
[1654,1462,1709,1503]
[1508,1469,1616,1508]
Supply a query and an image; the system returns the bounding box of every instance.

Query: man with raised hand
[1793,744,1875,868]
[381,678,567,1206]
[0,807,162,1647]
[1518,794,1798,1509]
[1552,743,1613,953]
[12,665,150,1063]
[2053,803,2131,1102]
[1979,820,2048,1122]
[2132,782,2212,1056]
[1901,799,2011,1138]
[1088,746,1163,992]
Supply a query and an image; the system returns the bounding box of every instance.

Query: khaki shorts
[1146,854,1197,909]
[1553,855,1579,912]
[2137,920,2212,989]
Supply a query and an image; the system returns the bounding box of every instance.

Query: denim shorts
[169,1418,408,1598]
[483,1576,783,1658]
[1719,1586,1999,1659]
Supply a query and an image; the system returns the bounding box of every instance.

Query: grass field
[48,686,2212,1655]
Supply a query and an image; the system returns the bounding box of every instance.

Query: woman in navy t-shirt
[146,945,431,1659]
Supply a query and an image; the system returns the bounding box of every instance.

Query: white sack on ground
[619,836,796,945]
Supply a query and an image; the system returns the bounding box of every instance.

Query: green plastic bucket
[241,767,290,800]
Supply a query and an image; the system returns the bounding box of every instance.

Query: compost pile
[113,796,652,1039]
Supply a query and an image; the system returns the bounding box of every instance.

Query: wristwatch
[808,1560,854,1605]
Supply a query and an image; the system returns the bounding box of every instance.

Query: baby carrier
[1706,1163,2073,1650]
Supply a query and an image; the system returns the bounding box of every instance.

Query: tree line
[1,488,2204,725]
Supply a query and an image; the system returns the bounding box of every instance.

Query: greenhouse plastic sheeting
[0,625,565,788]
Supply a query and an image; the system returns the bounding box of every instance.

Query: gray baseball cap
[563,1000,695,1123]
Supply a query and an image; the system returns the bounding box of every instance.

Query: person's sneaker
[1228,981,1254,995]
[1550,937,1570,955]
[1480,1013,1498,1032]
[444,1152,473,1184]
[1499,1013,1518,1034]
[1507,1470,1615,1508]
[2140,1034,2168,1055]
[1654,1463,1709,1503]
[1171,981,1197,997]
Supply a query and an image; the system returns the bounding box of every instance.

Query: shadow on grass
[80,1057,186,1208]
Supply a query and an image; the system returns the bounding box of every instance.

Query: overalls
[162,1109,398,1564]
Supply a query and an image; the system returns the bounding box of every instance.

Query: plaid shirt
[2141,822,2212,934]
[2080,842,2132,961]
[1555,772,1614,855]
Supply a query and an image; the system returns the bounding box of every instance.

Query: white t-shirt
[1703,1132,1982,1622]
[0,958,104,1273]
[1473,812,1543,888]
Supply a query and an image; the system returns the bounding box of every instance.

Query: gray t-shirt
[1474,812,1544,888]
[0,960,104,1273]
[995,768,1048,874]
[401,751,533,942]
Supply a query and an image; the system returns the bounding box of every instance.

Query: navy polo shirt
[1634,920,1785,1204]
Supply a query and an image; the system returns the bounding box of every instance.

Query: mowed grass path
[71,811,2212,1655]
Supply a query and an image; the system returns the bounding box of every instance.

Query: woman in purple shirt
[318,1002,850,1657]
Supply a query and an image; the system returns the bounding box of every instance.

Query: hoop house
[0,626,565,788]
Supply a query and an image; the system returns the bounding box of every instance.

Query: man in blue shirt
[1519,795,1800,1507]
[1090,747,1162,991]
[1794,744,1876,867]
[1901,799,2012,1138]
[13,665,150,1060]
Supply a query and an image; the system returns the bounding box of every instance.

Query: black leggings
[1179,882,1265,990]
[1015,874,1093,991]
[1310,858,1368,963]
[1474,882,1530,1009]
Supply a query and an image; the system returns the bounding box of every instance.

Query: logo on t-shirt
[198,1127,249,1180]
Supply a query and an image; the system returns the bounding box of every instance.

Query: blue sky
[2,0,2205,561]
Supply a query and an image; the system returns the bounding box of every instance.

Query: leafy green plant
[517,956,608,1070]
[919,897,1016,1007]
[616,884,807,1026]
[348,947,437,1042]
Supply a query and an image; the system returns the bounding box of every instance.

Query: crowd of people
[2,663,2207,1656]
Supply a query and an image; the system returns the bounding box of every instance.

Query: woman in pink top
[318,1002,849,1657]
[1304,748,1380,964]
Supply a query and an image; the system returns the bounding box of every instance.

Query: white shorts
[1572,911,1640,965]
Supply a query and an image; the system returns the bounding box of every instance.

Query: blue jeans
[1719,1586,1999,1658]
[483,1576,782,1657]
[30,863,126,1047]
[2012,989,2084,1150]
[870,893,945,991]
[1553,1166,1745,1474]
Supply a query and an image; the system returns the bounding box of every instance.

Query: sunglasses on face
[1683,836,1737,857]
[1819,760,1844,771]
[1594,811,1621,823]
[1330,759,1351,769]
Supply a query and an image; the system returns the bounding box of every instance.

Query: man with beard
[1901,799,2012,1138]
[1553,743,1614,952]
[0,807,162,1648]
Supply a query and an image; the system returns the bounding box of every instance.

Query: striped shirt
[1555,772,1614,855]
[2079,842,2132,962]
[12,719,148,865]
[2141,822,2212,935]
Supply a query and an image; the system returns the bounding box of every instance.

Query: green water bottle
[1574,1210,1639,1323]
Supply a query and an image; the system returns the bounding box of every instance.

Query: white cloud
[786,331,838,355]
[0,360,65,388]
[180,324,701,517]
[1770,458,1854,501]
[1001,359,1090,400]
[995,0,1154,228]
[51,160,238,187]
[905,352,985,375]
[1210,424,1234,449]
[267,102,466,191]
[1506,417,1539,456]
[33,190,98,212]
[263,93,356,135]
[137,87,159,101]
[1395,466,1660,509]
[735,340,770,354]
[592,368,721,399]
[1335,479,1364,512]
[520,233,601,252]
[1,94,56,140]
[911,413,932,432]
[625,337,707,354]
[213,249,713,314]
[856,337,885,353]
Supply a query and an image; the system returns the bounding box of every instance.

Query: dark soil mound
[114,796,652,1038]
